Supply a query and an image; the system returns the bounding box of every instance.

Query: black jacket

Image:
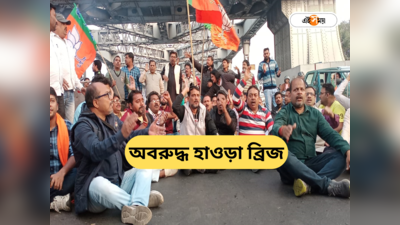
[209,106,237,135]
[190,58,214,96]
[205,75,236,98]
[71,109,149,214]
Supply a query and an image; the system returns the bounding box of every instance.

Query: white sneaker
[50,193,71,213]
[148,190,164,208]
[121,205,152,225]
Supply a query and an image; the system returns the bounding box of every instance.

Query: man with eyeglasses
[319,83,346,133]
[306,86,340,154]
[145,91,174,126]
[271,78,350,198]
[112,94,125,119]
[71,76,165,224]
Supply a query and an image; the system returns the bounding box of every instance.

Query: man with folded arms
[72,76,165,224]
[272,78,350,198]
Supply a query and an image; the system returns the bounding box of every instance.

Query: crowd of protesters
[50,3,351,224]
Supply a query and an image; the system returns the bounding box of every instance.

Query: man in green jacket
[271,78,350,198]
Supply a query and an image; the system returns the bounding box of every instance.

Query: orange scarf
[56,113,69,166]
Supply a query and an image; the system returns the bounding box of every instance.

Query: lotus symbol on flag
[218,3,232,32]
[67,25,86,68]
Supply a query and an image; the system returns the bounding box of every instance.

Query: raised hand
[182,77,190,96]
[244,67,252,82]
[234,66,239,71]
[121,112,138,138]
[184,52,191,59]
[128,76,136,90]
[263,64,267,73]
[145,63,149,72]
[162,91,171,102]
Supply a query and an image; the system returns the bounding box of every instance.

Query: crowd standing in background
[50,4,351,224]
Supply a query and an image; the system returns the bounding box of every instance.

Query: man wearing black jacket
[205,69,236,99]
[210,90,237,135]
[184,52,214,98]
[71,76,165,224]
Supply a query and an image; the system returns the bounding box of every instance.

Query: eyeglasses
[95,91,113,100]
[112,99,121,104]
[306,93,315,97]
[151,99,160,104]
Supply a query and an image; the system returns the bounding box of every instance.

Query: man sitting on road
[232,68,274,136]
[209,90,237,135]
[71,76,165,224]
[50,87,76,213]
[173,79,218,176]
[272,78,350,198]
[121,90,150,131]
[319,83,346,133]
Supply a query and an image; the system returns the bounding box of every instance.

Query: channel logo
[289,12,338,28]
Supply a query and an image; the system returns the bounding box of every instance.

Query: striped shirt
[232,80,274,135]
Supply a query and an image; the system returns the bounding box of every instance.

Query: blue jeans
[277,150,345,194]
[63,90,75,122]
[87,168,152,213]
[166,132,179,135]
[263,88,277,112]
[50,168,77,202]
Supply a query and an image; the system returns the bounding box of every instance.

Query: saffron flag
[209,23,240,51]
[203,0,240,52]
[195,0,240,51]
[189,0,222,28]
[66,3,97,78]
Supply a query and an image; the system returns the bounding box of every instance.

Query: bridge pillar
[243,39,250,61]
[267,0,344,71]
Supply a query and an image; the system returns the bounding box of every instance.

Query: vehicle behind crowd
[304,67,350,102]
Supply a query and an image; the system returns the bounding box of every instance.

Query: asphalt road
[50,169,350,225]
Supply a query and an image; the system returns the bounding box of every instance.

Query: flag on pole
[189,0,223,28]
[203,0,240,51]
[66,3,97,79]
[205,23,240,51]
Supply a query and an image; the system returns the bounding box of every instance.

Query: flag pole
[186,0,196,87]
[96,46,123,100]
[200,26,205,92]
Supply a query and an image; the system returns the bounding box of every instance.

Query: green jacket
[271,103,350,161]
